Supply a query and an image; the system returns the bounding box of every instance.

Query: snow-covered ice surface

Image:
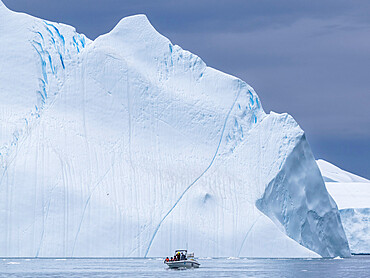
[318,160,370,254]
[317,160,369,183]
[0,1,350,258]
[325,183,370,210]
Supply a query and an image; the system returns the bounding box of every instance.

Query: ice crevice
[71,164,115,256]
[0,19,73,183]
[237,215,262,257]
[144,87,243,257]
[71,139,123,256]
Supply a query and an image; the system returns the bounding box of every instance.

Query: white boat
[164,250,200,269]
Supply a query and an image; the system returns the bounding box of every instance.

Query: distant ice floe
[319,160,370,254]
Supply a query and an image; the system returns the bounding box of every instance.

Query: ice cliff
[0,1,350,257]
[318,160,370,254]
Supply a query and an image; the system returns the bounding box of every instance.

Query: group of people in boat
[165,251,187,262]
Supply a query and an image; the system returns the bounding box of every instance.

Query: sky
[3,0,370,178]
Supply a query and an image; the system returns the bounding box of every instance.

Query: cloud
[4,0,370,37]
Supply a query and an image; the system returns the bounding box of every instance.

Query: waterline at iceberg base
[0,1,350,258]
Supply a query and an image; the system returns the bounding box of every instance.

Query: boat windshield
[173,250,188,260]
[174,250,187,255]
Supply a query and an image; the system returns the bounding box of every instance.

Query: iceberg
[318,160,370,254]
[0,1,350,258]
[317,159,369,183]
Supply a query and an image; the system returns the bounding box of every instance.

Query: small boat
[164,249,200,269]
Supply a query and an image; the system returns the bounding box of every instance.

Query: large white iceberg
[318,160,370,254]
[0,1,350,258]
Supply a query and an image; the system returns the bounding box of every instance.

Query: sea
[1,256,370,277]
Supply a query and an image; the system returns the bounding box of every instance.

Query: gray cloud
[5,0,370,37]
[3,0,370,178]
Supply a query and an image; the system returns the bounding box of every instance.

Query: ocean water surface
[1,256,370,277]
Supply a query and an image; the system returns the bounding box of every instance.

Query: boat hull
[165,260,200,269]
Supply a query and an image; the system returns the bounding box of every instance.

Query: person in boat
[180,252,185,260]
[165,257,169,262]
[170,257,174,261]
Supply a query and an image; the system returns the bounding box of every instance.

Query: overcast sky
[3,0,370,178]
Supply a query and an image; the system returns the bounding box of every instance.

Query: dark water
[1,256,370,278]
